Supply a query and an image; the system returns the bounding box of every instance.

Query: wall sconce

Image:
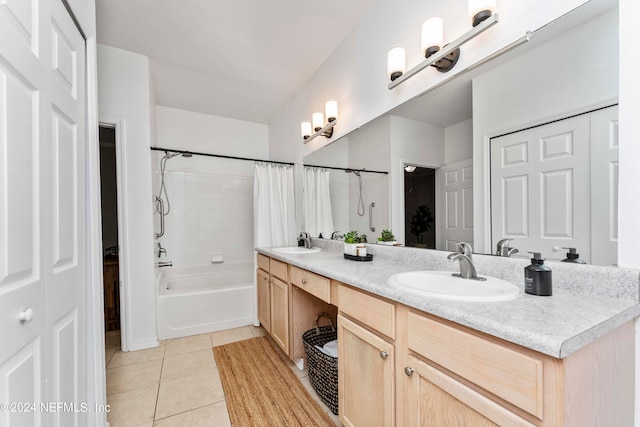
[404,164,417,173]
[387,0,499,89]
[302,100,338,143]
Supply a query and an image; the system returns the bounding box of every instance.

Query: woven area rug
[213,336,335,426]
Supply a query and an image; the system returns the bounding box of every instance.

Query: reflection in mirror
[303,123,391,241]
[303,0,619,266]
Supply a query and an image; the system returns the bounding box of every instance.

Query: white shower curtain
[253,162,297,248]
[303,166,334,238]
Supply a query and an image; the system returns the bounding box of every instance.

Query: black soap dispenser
[561,247,586,264]
[525,252,552,296]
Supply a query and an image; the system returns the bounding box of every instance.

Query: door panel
[491,114,590,261]
[591,106,619,266]
[0,0,87,425]
[439,158,473,250]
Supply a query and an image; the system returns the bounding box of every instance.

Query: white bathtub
[156,262,254,339]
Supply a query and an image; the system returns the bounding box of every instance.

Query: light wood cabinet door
[338,315,394,427]
[256,269,271,333]
[405,355,534,427]
[270,277,290,354]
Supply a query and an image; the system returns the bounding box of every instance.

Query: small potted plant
[377,229,397,246]
[343,230,365,256]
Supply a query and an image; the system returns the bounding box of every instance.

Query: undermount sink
[271,246,321,254]
[387,271,520,302]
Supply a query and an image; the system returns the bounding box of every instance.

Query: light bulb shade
[301,121,312,139]
[387,47,405,81]
[325,100,338,122]
[312,112,324,131]
[404,165,416,173]
[468,0,495,27]
[421,16,443,58]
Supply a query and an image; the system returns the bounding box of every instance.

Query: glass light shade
[468,0,496,26]
[387,47,406,81]
[312,112,324,131]
[404,165,416,173]
[301,121,312,139]
[421,17,443,56]
[325,100,338,122]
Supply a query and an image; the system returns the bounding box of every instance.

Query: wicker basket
[302,313,339,415]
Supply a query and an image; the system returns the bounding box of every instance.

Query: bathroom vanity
[255,242,639,426]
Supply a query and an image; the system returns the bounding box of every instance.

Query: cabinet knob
[263,276,268,281]
[404,367,414,376]
[379,351,389,360]
[301,279,307,284]
[19,308,34,323]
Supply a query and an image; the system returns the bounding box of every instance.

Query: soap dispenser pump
[525,252,552,296]
[561,247,586,264]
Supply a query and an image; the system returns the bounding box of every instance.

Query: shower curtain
[253,163,297,248]
[303,166,334,238]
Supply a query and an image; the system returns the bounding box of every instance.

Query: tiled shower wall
[153,170,254,266]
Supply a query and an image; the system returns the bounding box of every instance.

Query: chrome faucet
[157,242,167,258]
[457,242,473,259]
[298,232,312,249]
[447,252,486,281]
[496,239,519,257]
[331,231,343,240]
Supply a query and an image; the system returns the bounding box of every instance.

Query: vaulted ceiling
[96,0,376,124]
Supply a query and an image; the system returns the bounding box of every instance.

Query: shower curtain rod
[303,164,388,175]
[150,146,295,166]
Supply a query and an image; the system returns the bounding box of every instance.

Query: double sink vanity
[256,239,640,426]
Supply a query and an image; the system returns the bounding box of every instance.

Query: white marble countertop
[256,243,640,358]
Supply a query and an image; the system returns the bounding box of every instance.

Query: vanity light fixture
[387,1,499,90]
[469,0,496,27]
[301,100,339,143]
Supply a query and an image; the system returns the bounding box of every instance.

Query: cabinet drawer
[338,285,395,340]
[257,253,269,272]
[270,258,288,282]
[407,312,543,419]
[290,266,330,303]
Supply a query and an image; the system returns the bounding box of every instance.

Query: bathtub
[156,262,254,339]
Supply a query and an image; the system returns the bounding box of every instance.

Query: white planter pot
[344,243,359,256]
[378,241,397,246]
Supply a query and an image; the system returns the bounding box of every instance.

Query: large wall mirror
[302,0,619,266]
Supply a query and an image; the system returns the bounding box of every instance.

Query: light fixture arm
[388,13,499,90]
[303,119,337,144]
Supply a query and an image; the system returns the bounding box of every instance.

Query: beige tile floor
[105,326,342,427]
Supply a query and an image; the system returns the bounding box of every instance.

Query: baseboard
[128,337,160,352]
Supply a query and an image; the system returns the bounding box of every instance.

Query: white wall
[98,44,158,351]
[471,8,619,253]
[153,106,269,266]
[389,115,445,243]
[445,119,473,165]
[348,116,391,238]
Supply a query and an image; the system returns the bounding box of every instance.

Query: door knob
[379,351,389,359]
[404,367,414,376]
[19,308,34,323]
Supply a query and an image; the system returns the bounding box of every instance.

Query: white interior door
[590,106,619,266]
[491,115,590,261]
[438,158,473,251]
[0,1,87,426]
